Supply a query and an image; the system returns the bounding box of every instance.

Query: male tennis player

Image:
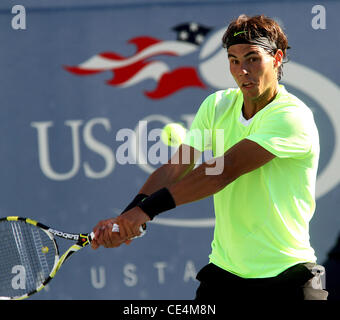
[92,14,328,300]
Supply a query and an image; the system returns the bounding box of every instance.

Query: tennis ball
[42,246,49,253]
[161,123,187,147]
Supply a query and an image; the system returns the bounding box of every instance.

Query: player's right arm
[91,143,201,249]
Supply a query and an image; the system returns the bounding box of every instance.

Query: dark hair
[222,14,290,81]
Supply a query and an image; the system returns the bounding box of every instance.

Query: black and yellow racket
[0,216,95,300]
[0,216,146,300]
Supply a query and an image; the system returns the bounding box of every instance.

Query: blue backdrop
[0,0,339,300]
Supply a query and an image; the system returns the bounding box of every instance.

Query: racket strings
[0,220,57,298]
[11,222,36,291]
[31,227,52,280]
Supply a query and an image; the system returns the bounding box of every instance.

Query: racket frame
[0,216,93,300]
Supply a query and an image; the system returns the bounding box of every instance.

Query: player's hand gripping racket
[0,216,145,300]
[111,223,146,238]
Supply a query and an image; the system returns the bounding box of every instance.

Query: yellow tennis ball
[161,123,187,147]
[42,246,49,253]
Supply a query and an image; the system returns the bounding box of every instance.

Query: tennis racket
[0,216,146,300]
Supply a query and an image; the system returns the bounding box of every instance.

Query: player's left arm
[168,138,275,206]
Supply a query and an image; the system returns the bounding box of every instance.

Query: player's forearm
[138,162,195,196]
[138,144,199,196]
[168,156,234,206]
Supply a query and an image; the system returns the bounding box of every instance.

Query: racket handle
[112,223,146,239]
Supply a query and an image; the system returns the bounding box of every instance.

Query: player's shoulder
[202,87,240,111]
[208,87,240,102]
[272,85,312,114]
[260,86,314,124]
[260,86,317,130]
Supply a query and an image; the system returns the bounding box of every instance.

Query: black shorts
[195,263,328,301]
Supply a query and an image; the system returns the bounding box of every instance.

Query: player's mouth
[242,81,257,89]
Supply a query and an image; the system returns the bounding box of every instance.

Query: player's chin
[240,84,259,96]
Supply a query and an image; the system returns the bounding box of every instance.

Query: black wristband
[121,193,148,214]
[136,188,176,220]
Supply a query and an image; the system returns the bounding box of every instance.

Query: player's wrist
[136,187,176,220]
[121,193,148,214]
[135,206,152,222]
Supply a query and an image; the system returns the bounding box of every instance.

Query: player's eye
[249,57,258,63]
[230,59,239,65]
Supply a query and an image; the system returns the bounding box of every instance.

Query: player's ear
[273,49,283,68]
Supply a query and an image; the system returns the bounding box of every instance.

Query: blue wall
[0,0,339,299]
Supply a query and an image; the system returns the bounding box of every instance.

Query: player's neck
[242,83,279,120]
